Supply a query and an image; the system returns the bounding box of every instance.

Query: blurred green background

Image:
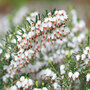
[0,0,90,27]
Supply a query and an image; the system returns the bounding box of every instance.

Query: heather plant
[0,9,90,90]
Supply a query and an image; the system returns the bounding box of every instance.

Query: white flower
[22,33,27,39]
[17,36,22,44]
[61,70,65,75]
[25,84,28,89]
[25,51,29,57]
[85,59,89,66]
[31,11,38,17]
[20,76,25,82]
[21,54,25,60]
[0,48,2,54]
[28,79,33,87]
[51,74,57,81]
[85,47,89,51]
[33,88,41,90]
[83,50,88,55]
[11,39,16,44]
[22,79,28,88]
[42,87,48,90]
[46,69,51,77]
[17,31,22,36]
[10,85,17,90]
[68,72,73,79]
[31,26,35,31]
[11,72,15,78]
[2,76,7,82]
[81,54,86,60]
[60,65,65,70]
[16,81,21,88]
[74,72,79,79]
[76,55,80,61]
[54,10,58,15]
[5,53,10,60]
[29,49,34,54]
[36,20,41,27]
[14,56,19,62]
[53,82,60,90]
[86,74,90,83]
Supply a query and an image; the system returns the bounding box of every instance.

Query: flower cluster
[2,9,70,82]
[75,46,90,83]
[76,46,90,66]
[16,76,34,89]
[6,76,34,90]
[6,85,17,90]
[0,8,89,90]
[68,71,79,80]
[33,87,48,90]
[36,69,57,81]
[67,46,90,83]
